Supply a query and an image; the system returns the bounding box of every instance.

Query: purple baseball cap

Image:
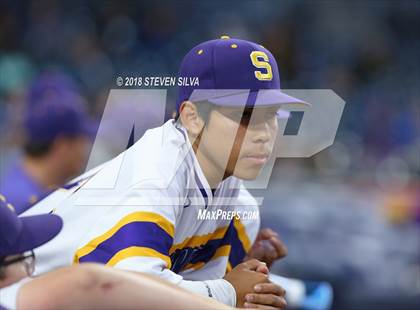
[27,71,79,106]
[24,72,95,144]
[176,36,309,111]
[0,194,62,257]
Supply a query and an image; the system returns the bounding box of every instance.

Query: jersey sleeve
[71,183,237,305]
[73,182,184,283]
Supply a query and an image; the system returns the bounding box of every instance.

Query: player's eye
[267,111,278,118]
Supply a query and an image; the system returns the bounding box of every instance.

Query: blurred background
[0,0,419,309]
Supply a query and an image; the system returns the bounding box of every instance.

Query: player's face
[57,136,91,178]
[67,136,91,175]
[201,105,279,180]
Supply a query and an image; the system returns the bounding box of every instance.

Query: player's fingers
[257,240,279,266]
[260,240,277,257]
[268,237,288,258]
[243,302,280,309]
[258,228,278,240]
[245,294,287,308]
[254,283,286,296]
[251,241,265,253]
[255,262,269,274]
[242,259,266,271]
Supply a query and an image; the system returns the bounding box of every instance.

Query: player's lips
[242,153,270,165]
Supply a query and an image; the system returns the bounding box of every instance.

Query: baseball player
[1,72,93,214]
[0,194,232,310]
[1,36,308,309]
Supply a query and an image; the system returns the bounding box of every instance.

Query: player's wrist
[204,279,236,307]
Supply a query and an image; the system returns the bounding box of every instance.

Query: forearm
[109,256,237,306]
[17,264,233,310]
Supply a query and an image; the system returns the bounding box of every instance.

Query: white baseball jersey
[1,120,260,307]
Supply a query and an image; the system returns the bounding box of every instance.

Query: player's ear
[179,101,204,137]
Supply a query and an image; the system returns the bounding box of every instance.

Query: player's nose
[250,122,271,144]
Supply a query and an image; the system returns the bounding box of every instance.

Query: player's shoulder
[127,120,191,188]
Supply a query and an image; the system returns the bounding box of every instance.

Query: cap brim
[13,213,63,254]
[189,89,310,108]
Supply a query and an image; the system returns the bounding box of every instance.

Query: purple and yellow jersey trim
[74,211,174,268]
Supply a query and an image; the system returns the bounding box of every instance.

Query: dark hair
[23,141,53,157]
[0,256,6,280]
